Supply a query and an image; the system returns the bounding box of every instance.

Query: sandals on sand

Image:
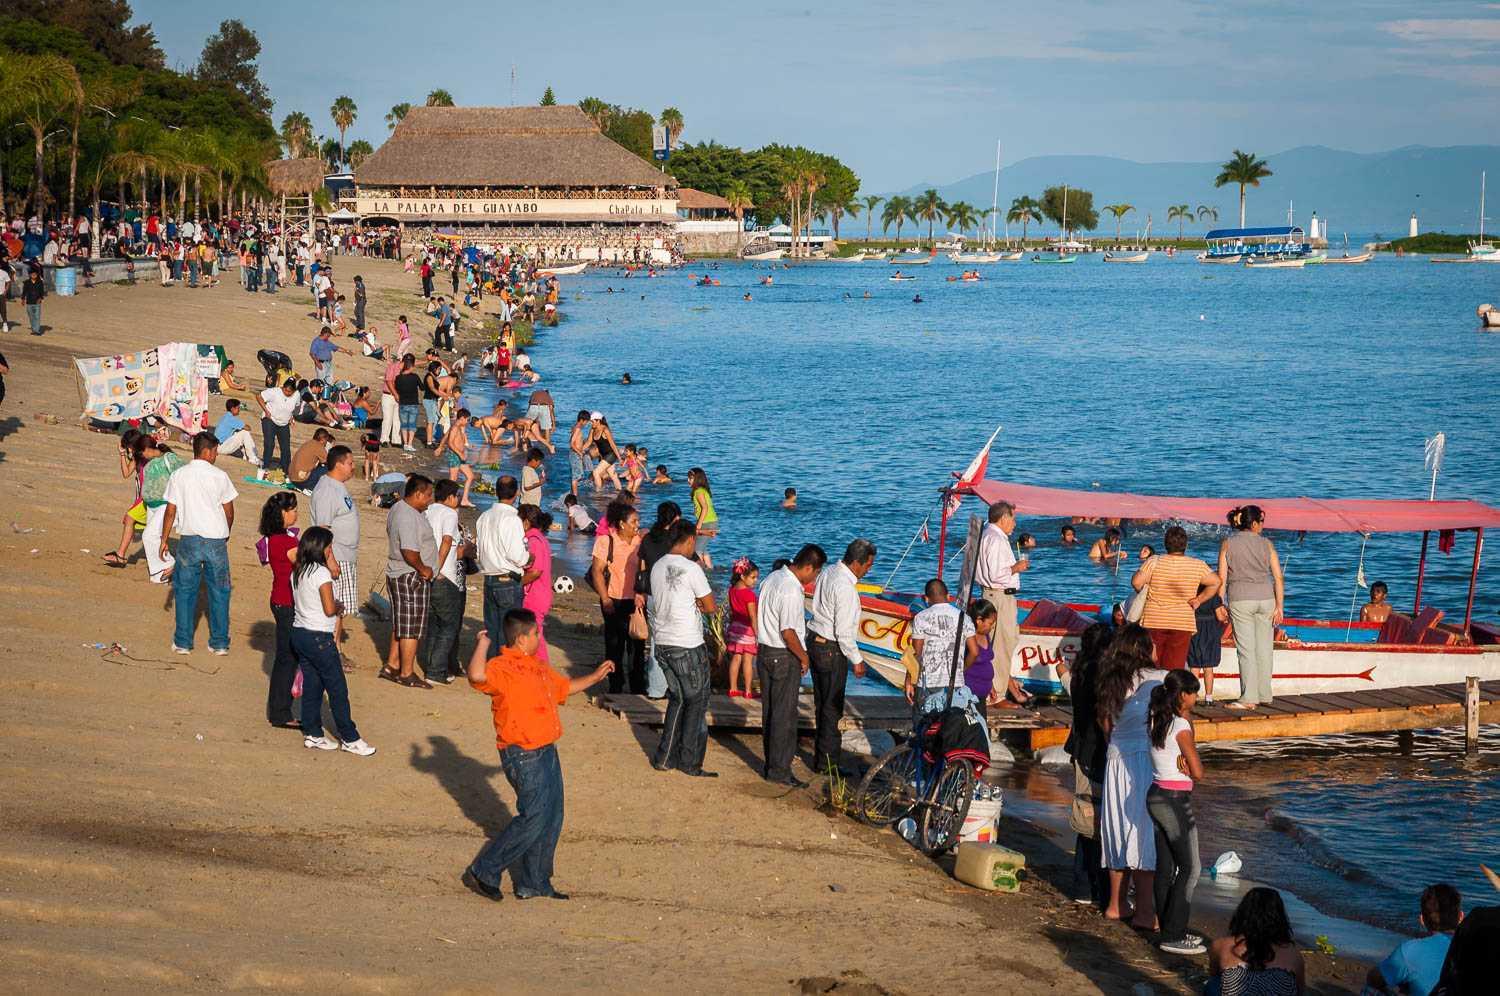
[397,674,432,690]
[378,666,400,684]
[103,552,128,568]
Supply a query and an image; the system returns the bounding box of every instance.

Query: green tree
[944,200,977,237]
[280,111,312,158]
[346,139,373,170]
[828,193,860,241]
[3,52,83,220]
[881,195,912,242]
[425,88,454,107]
[861,194,882,242]
[724,179,752,255]
[912,188,946,246]
[195,18,270,115]
[0,0,164,69]
[1007,195,1042,246]
[578,96,611,131]
[329,95,356,169]
[1166,203,1193,242]
[539,86,556,106]
[385,102,411,130]
[1214,149,1272,228]
[1196,204,1219,226]
[1103,203,1134,243]
[318,136,341,172]
[659,106,684,149]
[1041,186,1098,236]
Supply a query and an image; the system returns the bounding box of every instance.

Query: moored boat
[1102,251,1149,263]
[538,262,587,276]
[1479,304,1500,329]
[996,251,1024,261]
[949,252,1003,263]
[1320,251,1373,265]
[1030,253,1076,264]
[1244,255,1306,269]
[849,478,1500,699]
[891,256,931,266]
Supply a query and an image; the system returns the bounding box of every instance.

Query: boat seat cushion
[1412,606,1445,638]
[1377,612,1415,644]
[1020,599,1095,634]
[1469,621,1500,646]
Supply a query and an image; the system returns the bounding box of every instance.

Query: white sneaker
[340,738,377,757]
[255,467,265,481]
[172,645,191,655]
[210,648,229,656]
[1159,935,1208,956]
[303,735,338,751]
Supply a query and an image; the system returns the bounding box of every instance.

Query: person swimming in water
[912,294,923,303]
[621,373,632,385]
[743,292,752,301]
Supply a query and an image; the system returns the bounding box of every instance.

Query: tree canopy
[539,86,556,106]
[1040,185,1098,233]
[195,18,270,115]
[668,140,859,228]
[0,0,162,68]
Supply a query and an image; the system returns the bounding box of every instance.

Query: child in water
[652,464,673,484]
[782,487,798,510]
[725,558,760,698]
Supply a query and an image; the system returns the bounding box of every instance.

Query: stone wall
[677,229,745,256]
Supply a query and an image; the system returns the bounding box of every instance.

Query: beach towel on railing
[75,347,164,422]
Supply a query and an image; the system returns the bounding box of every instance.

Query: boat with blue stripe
[1198,225,1311,263]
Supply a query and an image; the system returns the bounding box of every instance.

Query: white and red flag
[946,425,1003,515]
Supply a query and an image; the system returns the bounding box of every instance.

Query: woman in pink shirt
[520,506,555,661]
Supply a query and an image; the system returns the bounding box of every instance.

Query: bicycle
[851,713,977,854]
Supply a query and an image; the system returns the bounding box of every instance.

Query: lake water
[455,252,1500,935]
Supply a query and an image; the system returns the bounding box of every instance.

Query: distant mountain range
[889,146,1500,238]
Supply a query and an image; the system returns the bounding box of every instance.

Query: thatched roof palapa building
[264,158,329,197]
[350,105,679,229]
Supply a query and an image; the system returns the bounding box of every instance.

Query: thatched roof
[676,187,735,210]
[355,105,675,189]
[264,158,327,196]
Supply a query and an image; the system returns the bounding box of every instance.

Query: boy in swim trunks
[567,410,593,496]
[438,408,477,507]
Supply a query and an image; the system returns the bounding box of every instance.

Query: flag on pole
[919,516,931,543]
[954,424,1003,491]
[1424,432,1446,501]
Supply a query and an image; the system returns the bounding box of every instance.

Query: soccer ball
[553,575,575,595]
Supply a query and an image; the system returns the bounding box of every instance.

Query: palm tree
[861,194,882,242]
[1006,195,1042,247]
[944,201,977,239]
[329,96,356,170]
[4,53,84,221]
[346,139,374,170]
[1166,203,1192,242]
[280,111,313,159]
[800,155,824,258]
[578,97,611,131]
[1103,203,1134,244]
[385,102,411,130]
[1196,204,1219,226]
[913,188,946,246]
[659,107,684,150]
[425,89,455,107]
[827,194,860,242]
[881,195,911,242]
[724,180,752,255]
[1214,150,1273,228]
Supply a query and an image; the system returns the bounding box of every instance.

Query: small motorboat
[891,256,931,265]
[1320,251,1373,265]
[538,262,587,276]
[835,252,867,262]
[949,252,1002,263]
[1479,304,1500,329]
[1244,255,1306,269]
[996,251,1024,261]
[1301,252,1330,265]
[1031,253,1076,264]
[1102,251,1149,264]
[1198,252,1244,264]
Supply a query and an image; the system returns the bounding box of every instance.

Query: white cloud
[1382,17,1500,43]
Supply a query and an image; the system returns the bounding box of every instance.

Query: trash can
[53,264,77,296]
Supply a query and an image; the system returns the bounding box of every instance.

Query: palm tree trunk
[866,213,873,243]
[159,172,166,217]
[1239,185,1246,228]
[33,130,47,220]
[734,210,742,254]
[67,108,81,221]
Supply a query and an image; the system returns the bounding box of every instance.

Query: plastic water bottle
[897,817,917,842]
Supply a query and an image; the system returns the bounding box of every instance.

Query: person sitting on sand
[1366,883,1461,996]
[1207,888,1305,996]
[1089,527,1127,565]
[1360,581,1393,624]
[653,464,672,484]
[782,487,798,510]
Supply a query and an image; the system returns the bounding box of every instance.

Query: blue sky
[132,0,1500,192]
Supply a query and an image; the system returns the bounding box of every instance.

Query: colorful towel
[75,348,163,423]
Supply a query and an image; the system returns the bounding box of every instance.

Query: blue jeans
[26,303,41,334]
[172,536,231,650]
[246,264,260,292]
[264,266,278,293]
[292,627,360,742]
[469,743,564,897]
[186,258,199,287]
[483,575,523,647]
[424,577,466,680]
[653,644,711,773]
[1148,786,1201,942]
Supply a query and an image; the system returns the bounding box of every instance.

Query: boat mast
[990,140,1000,251]
[1481,171,1487,243]
[1062,184,1068,248]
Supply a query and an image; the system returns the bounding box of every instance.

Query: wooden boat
[1031,253,1076,264]
[742,248,785,261]
[890,256,930,266]
[1244,255,1306,269]
[1301,252,1330,265]
[1320,251,1373,265]
[996,251,1024,261]
[849,478,1500,698]
[1102,251,1149,263]
[949,252,1002,263]
[1198,252,1244,264]
[538,262,587,276]
[835,252,867,262]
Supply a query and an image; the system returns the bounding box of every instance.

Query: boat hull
[848,591,1500,698]
[743,249,785,261]
[1103,252,1149,263]
[538,262,587,275]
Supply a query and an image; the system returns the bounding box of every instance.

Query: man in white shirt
[975,501,1028,690]
[423,479,467,683]
[908,578,976,704]
[756,543,827,787]
[475,474,531,646]
[647,521,717,778]
[255,378,298,477]
[310,445,360,648]
[807,538,876,775]
[159,432,239,655]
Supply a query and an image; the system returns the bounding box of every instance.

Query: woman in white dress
[1095,624,1167,928]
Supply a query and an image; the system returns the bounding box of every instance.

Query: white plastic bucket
[960,795,1003,844]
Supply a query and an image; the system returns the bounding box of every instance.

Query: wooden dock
[1023,679,1500,751]
[599,680,1500,754]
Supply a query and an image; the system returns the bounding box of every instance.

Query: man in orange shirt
[461,609,613,902]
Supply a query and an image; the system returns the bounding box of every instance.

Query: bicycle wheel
[851,744,920,827]
[919,758,975,854]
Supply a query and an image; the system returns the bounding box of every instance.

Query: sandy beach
[0,259,1369,994]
